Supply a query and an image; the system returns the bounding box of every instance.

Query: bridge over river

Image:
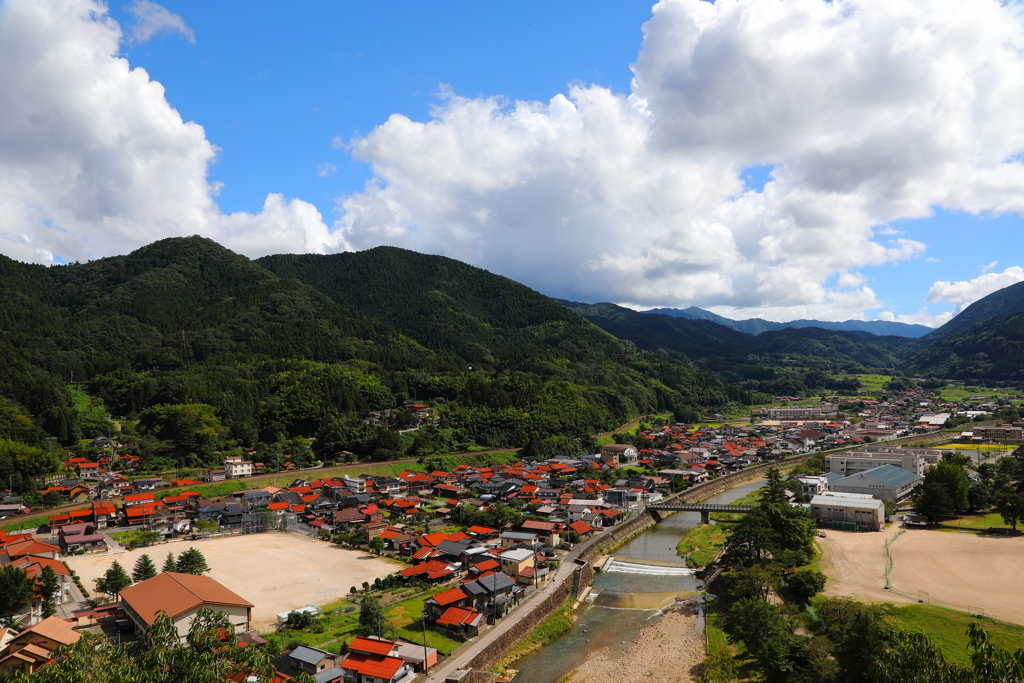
[646,502,754,524]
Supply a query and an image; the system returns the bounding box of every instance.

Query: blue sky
[107,2,653,215]
[2,0,1024,326]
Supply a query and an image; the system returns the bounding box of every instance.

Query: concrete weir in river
[604,558,698,576]
[511,479,765,683]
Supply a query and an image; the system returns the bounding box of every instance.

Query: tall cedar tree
[132,554,158,582]
[0,564,34,625]
[162,552,177,572]
[96,561,132,598]
[176,547,210,575]
[39,565,61,618]
[994,489,1024,530]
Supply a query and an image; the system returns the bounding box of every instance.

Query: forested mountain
[753,327,919,369]
[645,306,932,337]
[555,300,753,363]
[0,238,752,488]
[923,281,1024,341]
[903,312,1024,380]
[560,300,919,372]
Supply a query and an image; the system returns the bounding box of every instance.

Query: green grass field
[69,386,109,421]
[937,385,1022,404]
[708,488,762,523]
[933,443,1017,454]
[889,604,1024,666]
[498,594,575,671]
[266,588,463,656]
[676,523,731,568]
[384,589,463,655]
[930,511,1015,534]
[838,374,892,391]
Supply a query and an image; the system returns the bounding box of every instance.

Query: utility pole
[421,610,430,675]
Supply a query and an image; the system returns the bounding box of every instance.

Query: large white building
[810,492,885,531]
[224,456,252,479]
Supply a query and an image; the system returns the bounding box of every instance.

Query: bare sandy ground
[71,532,397,630]
[567,604,704,683]
[819,528,1024,624]
[887,531,1024,625]
[818,529,894,603]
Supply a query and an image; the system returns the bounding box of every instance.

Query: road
[422,517,622,682]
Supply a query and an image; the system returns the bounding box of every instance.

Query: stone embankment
[452,430,959,679]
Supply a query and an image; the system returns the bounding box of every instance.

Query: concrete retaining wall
[464,573,577,672]
[459,430,956,675]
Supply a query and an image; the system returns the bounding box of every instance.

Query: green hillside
[903,312,1024,380]
[925,280,1024,341]
[0,238,753,490]
[556,300,753,362]
[752,327,919,369]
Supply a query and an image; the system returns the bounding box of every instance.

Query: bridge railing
[649,502,753,510]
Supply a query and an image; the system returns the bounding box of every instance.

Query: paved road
[421,518,625,682]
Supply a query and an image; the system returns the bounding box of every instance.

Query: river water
[512,479,765,683]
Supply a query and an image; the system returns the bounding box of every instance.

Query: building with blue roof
[830,464,921,502]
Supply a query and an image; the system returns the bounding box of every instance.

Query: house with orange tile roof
[119,572,253,643]
[0,616,81,675]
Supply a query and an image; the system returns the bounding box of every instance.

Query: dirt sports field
[72,533,397,630]
[819,529,1024,625]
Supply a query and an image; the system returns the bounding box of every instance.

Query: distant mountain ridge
[643,306,933,338]
[558,299,920,371]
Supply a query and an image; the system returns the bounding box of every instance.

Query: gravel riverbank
[565,603,705,683]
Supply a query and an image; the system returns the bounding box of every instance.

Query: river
[512,479,765,683]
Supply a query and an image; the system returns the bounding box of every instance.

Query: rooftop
[119,572,253,625]
[836,464,921,487]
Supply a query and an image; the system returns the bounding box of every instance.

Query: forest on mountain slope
[902,313,1024,381]
[923,280,1024,341]
[0,238,752,493]
[560,300,920,379]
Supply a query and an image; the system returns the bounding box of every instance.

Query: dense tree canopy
[0,237,760,478]
[3,607,288,683]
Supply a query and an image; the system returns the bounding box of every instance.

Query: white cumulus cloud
[2,0,1024,325]
[926,266,1024,316]
[0,0,339,264]
[335,0,1024,320]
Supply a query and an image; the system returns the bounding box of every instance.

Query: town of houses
[2,388,1023,681]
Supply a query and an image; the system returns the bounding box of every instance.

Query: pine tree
[132,554,158,582]
[176,547,210,575]
[95,561,132,599]
[39,565,61,618]
[162,552,177,573]
[0,564,34,626]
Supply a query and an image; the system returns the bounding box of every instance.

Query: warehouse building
[829,464,921,502]
[810,492,885,531]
